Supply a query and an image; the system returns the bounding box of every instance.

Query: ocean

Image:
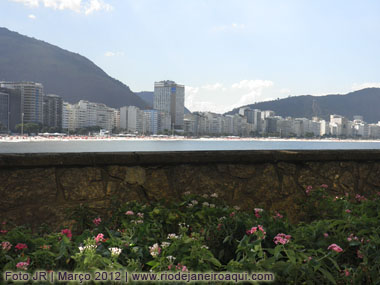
[2,138,380,153]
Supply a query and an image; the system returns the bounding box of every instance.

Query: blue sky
[1,0,380,113]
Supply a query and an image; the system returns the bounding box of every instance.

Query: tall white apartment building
[330,115,350,136]
[143,110,159,135]
[158,111,171,132]
[0,81,44,124]
[154,80,184,129]
[62,100,117,131]
[120,106,144,133]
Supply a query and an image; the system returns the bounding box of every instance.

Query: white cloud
[84,0,113,15]
[230,80,274,108]
[9,0,113,15]
[11,0,39,7]
[104,51,124,57]
[28,14,36,19]
[352,82,380,91]
[201,83,224,91]
[231,79,273,90]
[185,79,275,113]
[279,88,291,94]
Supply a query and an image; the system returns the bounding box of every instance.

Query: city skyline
[1,1,380,113]
[1,79,380,140]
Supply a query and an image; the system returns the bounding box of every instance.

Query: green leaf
[274,245,282,259]
[318,268,336,285]
[146,260,158,267]
[208,257,222,268]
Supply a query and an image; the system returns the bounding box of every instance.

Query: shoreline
[1,135,380,143]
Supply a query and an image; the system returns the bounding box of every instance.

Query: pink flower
[93,217,102,226]
[345,209,351,213]
[125,211,134,216]
[344,269,350,277]
[16,261,29,270]
[0,230,8,234]
[61,229,72,240]
[217,223,222,231]
[15,243,28,250]
[347,233,358,242]
[168,264,172,270]
[182,265,188,272]
[273,233,291,245]
[321,184,328,188]
[273,212,283,219]
[328,243,343,253]
[1,241,12,251]
[246,225,266,239]
[306,185,313,190]
[323,233,329,238]
[95,233,105,244]
[254,208,263,218]
[303,256,313,262]
[355,194,367,202]
[230,212,235,217]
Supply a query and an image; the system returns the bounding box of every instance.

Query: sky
[1,0,380,113]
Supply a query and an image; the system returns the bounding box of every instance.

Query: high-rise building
[0,87,22,132]
[154,80,184,129]
[0,92,9,132]
[120,106,144,133]
[0,82,44,124]
[143,110,159,135]
[43,94,63,130]
[62,100,117,132]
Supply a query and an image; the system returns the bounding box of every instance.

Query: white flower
[202,202,210,207]
[167,255,176,262]
[201,245,209,249]
[187,203,194,208]
[254,208,263,212]
[191,200,198,205]
[210,204,215,208]
[178,223,189,228]
[167,233,179,240]
[161,242,170,248]
[233,206,241,210]
[211,193,218,198]
[183,191,191,195]
[109,247,122,256]
[137,212,144,219]
[149,243,161,258]
[80,244,96,253]
[202,194,209,199]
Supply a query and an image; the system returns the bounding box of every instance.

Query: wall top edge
[1,150,380,168]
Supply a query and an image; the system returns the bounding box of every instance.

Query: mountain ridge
[226,88,380,123]
[0,27,147,109]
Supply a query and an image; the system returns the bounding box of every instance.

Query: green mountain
[226,88,380,123]
[0,27,147,109]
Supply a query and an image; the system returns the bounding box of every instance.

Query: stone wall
[1,150,380,228]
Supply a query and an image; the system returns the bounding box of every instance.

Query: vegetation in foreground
[1,186,380,284]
